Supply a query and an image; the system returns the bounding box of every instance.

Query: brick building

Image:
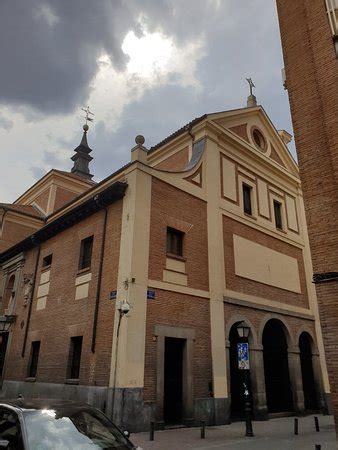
[0,97,331,430]
[276,0,338,435]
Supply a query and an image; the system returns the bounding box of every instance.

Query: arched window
[3,275,15,312]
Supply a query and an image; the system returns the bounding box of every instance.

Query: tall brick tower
[276,0,338,433]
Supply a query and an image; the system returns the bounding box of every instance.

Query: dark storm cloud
[0,0,211,115]
[0,0,131,113]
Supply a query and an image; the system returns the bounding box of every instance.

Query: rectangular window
[27,341,40,378]
[274,200,283,230]
[242,184,252,215]
[166,227,184,257]
[67,336,83,379]
[79,236,93,270]
[42,254,52,268]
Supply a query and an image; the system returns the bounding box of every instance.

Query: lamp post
[0,316,15,333]
[237,321,254,437]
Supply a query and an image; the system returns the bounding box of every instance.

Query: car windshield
[23,406,132,450]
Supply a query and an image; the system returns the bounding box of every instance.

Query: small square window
[242,184,252,215]
[166,227,184,257]
[42,254,52,268]
[273,200,283,230]
[67,336,83,379]
[27,341,40,378]
[79,236,93,270]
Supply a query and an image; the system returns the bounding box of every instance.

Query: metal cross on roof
[245,78,255,96]
[81,106,94,126]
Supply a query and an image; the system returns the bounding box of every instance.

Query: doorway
[299,332,318,410]
[163,337,184,424]
[263,319,293,413]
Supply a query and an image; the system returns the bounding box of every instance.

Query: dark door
[163,337,184,424]
[263,319,293,413]
[0,333,9,378]
[299,332,318,410]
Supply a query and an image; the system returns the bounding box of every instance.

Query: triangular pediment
[208,106,298,177]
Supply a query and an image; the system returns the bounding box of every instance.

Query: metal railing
[325,0,338,36]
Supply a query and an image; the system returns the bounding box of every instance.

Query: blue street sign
[109,291,117,300]
[237,343,250,370]
[147,289,155,300]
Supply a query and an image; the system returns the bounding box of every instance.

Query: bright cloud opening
[122,31,173,78]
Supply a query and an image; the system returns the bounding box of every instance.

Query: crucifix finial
[246,78,255,96]
[245,78,257,107]
[81,105,94,131]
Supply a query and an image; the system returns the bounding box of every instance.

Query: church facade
[0,101,331,430]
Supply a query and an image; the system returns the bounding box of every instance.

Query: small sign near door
[237,343,250,370]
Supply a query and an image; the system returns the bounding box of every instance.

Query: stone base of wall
[108,387,155,432]
[194,397,231,426]
[0,380,108,410]
[324,393,332,415]
[0,381,232,432]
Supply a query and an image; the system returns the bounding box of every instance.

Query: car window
[0,409,24,450]
[24,408,132,450]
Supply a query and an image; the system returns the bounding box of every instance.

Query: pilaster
[288,345,305,413]
[205,137,228,422]
[107,165,152,417]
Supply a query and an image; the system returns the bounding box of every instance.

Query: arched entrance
[263,319,293,413]
[229,322,252,420]
[299,332,318,411]
[229,323,242,419]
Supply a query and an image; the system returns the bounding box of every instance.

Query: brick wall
[154,147,189,171]
[148,177,209,291]
[53,186,81,212]
[276,0,338,431]
[33,188,50,212]
[4,200,123,386]
[0,220,38,252]
[144,289,212,401]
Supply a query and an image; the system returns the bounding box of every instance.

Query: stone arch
[295,327,317,352]
[226,315,258,420]
[298,330,323,411]
[225,314,258,346]
[261,316,294,413]
[258,313,294,348]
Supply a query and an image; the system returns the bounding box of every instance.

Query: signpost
[236,323,254,438]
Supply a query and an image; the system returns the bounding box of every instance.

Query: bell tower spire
[71,106,94,179]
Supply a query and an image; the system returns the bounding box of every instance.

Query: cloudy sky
[0,0,294,203]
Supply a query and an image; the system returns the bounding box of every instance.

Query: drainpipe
[21,238,41,358]
[91,200,109,353]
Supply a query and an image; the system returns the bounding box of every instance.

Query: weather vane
[245,78,255,96]
[81,106,94,130]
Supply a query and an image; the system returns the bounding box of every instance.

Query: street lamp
[0,315,15,333]
[237,321,254,437]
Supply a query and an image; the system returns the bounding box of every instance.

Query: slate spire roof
[71,124,93,179]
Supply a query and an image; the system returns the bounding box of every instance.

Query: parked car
[0,398,142,449]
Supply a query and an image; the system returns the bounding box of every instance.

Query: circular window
[252,128,266,151]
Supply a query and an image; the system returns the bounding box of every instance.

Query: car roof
[0,398,91,412]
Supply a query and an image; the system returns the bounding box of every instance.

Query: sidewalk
[132,415,336,450]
